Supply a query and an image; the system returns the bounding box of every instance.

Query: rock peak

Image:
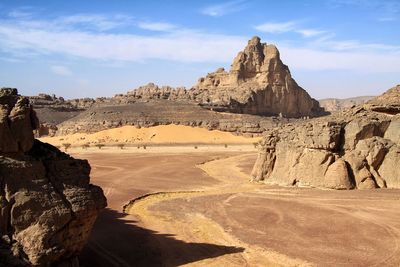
[194,36,324,117]
[248,36,261,45]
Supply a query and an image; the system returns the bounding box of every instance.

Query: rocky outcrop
[0,88,106,266]
[55,100,282,136]
[192,36,324,117]
[365,84,400,114]
[319,96,374,112]
[252,85,400,189]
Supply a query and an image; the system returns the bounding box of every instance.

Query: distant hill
[319,96,374,112]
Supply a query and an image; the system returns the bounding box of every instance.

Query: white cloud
[255,21,297,33]
[279,46,400,72]
[0,14,399,74]
[0,22,246,63]
[378,17,397,22]
[137,22,177,32]
[58,14,133,31]
[51,65,72,76]
[255,21,326,38]
[296,29,326,38]
[201,0,247,17]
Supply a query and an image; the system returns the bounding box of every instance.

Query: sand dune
[39,125,260,147]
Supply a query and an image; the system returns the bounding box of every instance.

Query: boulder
[0,88,106,266]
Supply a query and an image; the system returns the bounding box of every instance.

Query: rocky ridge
[319,96,374,112]
[0,88,106,266]
[252,85,400,189]
[29,37,324,137]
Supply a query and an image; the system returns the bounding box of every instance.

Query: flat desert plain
[71,148,400,267]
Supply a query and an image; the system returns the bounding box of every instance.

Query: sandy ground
[39,125,260,147]
[77,151,400,267]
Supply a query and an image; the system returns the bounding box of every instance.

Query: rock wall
[0,88,106,266]
[252,85,400,189]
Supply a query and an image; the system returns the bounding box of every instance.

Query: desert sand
[39,125,260,147]
[76,150,400,267]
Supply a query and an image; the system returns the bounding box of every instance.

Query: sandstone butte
[0,88,107,266]
[192,36,324,117]
[252,84,400,190]
[29,36,325,138]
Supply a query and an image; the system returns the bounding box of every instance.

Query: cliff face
[0,88,106,266]
[192,36,324,117]
[252,85,400,189]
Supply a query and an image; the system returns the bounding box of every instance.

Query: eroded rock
[0,88,106,266]
[252,85,400,189]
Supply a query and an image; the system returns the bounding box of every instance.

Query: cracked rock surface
[252,85,400,189]
[0,88,106,266]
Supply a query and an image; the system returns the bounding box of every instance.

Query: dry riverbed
[76,150,400,267]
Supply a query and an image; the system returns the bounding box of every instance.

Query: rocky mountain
[29,36,325,137]
[252,84,400,189]
[192,36,325,117]
[319,96,374,112]
[0,88,106,266]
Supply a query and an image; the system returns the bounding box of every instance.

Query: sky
[0,0,399,99]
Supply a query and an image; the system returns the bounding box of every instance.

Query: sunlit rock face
[252,85,400,189]
[0,88,107,267]
[192,36,325,117]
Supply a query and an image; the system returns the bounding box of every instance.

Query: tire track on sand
[123,154,312,267]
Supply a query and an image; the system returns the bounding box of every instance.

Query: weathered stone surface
[252,85,400,190]
[0,88,39,153]
[0,88,106,266]
[365,84,400,114]
[324,158,354,189]
[193,36,324,117]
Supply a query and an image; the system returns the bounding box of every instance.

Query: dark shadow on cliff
[79,208,244,267]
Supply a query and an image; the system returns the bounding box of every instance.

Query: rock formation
[0,88,106,266]
[252,85,400,189]
[29,37,325,137]
[319,96,374,112]
[192,36,324,117]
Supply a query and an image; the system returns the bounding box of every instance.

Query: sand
[39,125,261,148]
[77,151,400,267]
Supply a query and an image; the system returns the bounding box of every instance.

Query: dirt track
[78,151,400,267]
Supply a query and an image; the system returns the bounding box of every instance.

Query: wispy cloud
[137,22,177,32]
[328,0,399,21]
[200,0,247,17]
[58,14,133,31]
[0,18,246,63]
[0,12,399,73]
[255,21,326,38]
[255,21,297,33]
[51,65,72,76]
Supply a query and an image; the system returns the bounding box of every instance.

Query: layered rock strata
[0,88,106,266]
[252,85,400,189]
[192,36,324,117]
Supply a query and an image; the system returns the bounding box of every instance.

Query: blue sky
[0,0,399,99]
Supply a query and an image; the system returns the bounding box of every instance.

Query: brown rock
[324,159,354,189]
[0,88,106,266]
[193,36,324,117]
[252,84,400,190]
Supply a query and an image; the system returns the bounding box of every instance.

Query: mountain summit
[193,36,324,117]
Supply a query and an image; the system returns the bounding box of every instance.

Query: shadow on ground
[79,208,244,267]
